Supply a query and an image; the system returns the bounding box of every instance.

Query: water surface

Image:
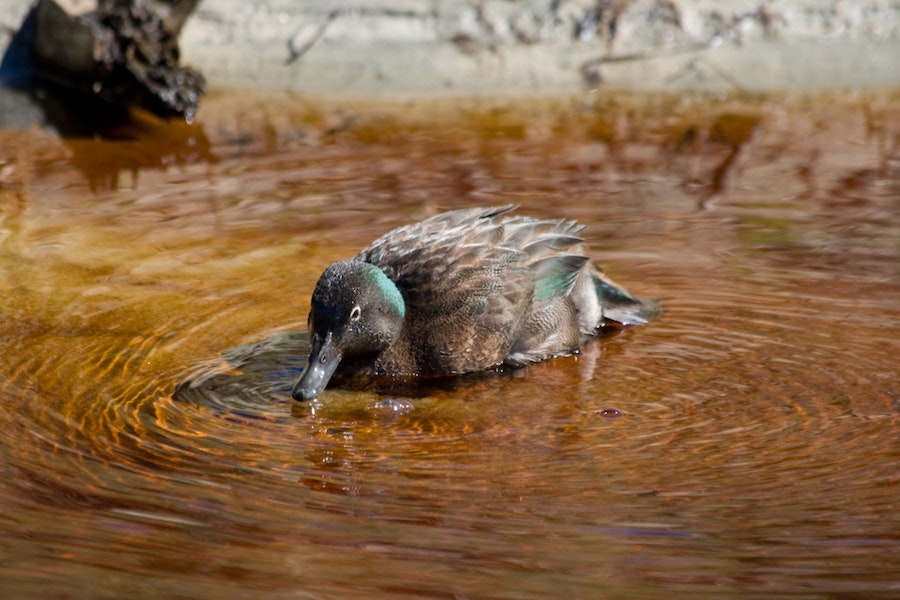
[0,91,898,599]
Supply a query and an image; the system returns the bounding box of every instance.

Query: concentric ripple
[1,92,898,598]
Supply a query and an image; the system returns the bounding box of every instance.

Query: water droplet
[372,398,414,416]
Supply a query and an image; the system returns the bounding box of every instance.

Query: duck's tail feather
[592,268,660,327]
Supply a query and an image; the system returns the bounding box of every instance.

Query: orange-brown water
[1,90,898,598]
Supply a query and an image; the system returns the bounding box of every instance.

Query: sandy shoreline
[1,0,899,98]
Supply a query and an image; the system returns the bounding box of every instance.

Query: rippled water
[1,91,898,598]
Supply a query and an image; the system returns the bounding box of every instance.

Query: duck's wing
[499,216,589,301]
[356,208,524,372]
[360,205,516,265]
[360,208,588,310]
[359,208,595,373]
[504,215,658,328]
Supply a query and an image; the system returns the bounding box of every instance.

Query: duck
[291,205,657,401]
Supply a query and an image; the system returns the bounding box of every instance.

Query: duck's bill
[291,332,341,401]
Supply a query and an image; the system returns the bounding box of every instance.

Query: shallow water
[0,90,898,599]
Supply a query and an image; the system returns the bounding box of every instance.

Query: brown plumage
[292,206,656,401]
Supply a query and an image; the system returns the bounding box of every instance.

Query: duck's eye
[349,305,362,322]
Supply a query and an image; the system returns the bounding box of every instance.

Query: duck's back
[356,206,650,375]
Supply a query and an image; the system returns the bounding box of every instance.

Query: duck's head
[291,260,406,401]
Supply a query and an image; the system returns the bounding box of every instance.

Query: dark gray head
[291,260,406,401]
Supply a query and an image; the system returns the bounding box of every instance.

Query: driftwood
[9,0,204,122]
